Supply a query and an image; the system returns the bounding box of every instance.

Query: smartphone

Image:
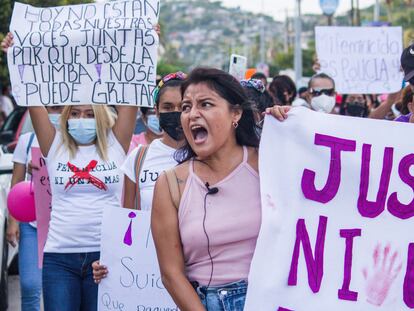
[229,54,247,81]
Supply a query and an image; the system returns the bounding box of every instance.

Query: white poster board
[315,26,403,94]
[99,208,178,311]
[245,107,414,310]
[8,1,160,107]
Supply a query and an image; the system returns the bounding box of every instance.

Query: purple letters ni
[288,216,327,293]
[338,229,361,301]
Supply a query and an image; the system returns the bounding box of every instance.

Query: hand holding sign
[315,26,403,94]
[1,32,13,54]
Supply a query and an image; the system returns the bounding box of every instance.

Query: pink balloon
[7,181,36,222]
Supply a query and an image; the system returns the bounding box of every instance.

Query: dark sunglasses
[310,88,335,97]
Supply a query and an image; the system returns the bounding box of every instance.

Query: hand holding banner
[246,108,414,310]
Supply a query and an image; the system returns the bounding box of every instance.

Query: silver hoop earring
[232,121,239,129]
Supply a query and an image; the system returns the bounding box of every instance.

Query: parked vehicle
[0,107,31,153]
[0,149,15,310]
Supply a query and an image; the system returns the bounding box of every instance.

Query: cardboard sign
[245,107,414,310]
[31,147,51,268]
[98,207,178,311]
[315,26,403,94]
[8,1,160,107]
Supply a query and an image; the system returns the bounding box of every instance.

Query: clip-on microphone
[205,182,219,195]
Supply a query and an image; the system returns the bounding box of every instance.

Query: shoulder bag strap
[165,169,181,210]
[134,145,149,210]
[26,132,35,156]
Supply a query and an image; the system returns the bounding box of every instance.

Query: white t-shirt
[44,130,126,253]
[121,139,177,211]
[12,132,38,178]
[0,95,14,117]
[12,132,38,227]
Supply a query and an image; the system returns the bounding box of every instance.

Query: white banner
[315,26,403,94]
[98,208,178,311]
[8,1,159,107]
[245,107,414,310]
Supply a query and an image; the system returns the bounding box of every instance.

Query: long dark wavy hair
[175,67,260,163]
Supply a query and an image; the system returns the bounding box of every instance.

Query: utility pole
[350,0,355,25]
[374,0,380,22]
[356,0,361,25]
[294,0,302,85]
[284,9,289,53]
[259,0,266,64]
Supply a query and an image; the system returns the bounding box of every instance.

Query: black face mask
[346,102,368,118]
[159,112,183,141]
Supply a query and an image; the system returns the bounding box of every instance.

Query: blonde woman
[29,104,136,311]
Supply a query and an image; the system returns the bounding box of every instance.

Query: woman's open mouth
[191,125,208,144]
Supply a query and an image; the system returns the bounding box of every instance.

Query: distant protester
[268,75,297,106]
[292,86,311,109]
[308,73,336,114]
[340,94,370,118]
[396,86,414,116]
[240,78,274,122]
[251,72,268,89]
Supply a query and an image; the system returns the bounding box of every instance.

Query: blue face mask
[68,118,97,145]
[147,114,162,135]
[48,114,61,129]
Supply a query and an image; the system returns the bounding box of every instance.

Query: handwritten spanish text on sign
[245,107,414,310]
[99,208,178,311]
[31,147,51,268]
[315,26,403,94]
[8,1,159,107]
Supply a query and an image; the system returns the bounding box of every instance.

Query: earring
[232,121,239,129]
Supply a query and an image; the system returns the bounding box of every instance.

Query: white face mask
[311,94,335,113]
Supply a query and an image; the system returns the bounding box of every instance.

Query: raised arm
[112,106,138,153]
[29,107,55,157]
[151,173,205,311]
[368,91,401,120]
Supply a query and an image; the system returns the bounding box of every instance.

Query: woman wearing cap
[308,73,337,114]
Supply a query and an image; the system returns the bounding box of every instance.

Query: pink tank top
[179,146,262,286]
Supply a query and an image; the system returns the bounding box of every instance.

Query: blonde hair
[59,105,116,160]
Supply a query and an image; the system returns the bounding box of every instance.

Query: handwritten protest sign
[8,0,160,107]
[245,107,414,310]
[315,26,403,94]
[31,147,51,268]
[98,207,178,311]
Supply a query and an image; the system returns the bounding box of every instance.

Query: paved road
[8,276,43,311]
[7,275,20,311]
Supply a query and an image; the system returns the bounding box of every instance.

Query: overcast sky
[221,0,377,21]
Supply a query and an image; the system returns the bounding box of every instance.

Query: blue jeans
[192,280,247,311]
[19,223,42,311]
[42,252,100,311]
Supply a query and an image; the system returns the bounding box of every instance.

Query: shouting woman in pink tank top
[152,68,289,311]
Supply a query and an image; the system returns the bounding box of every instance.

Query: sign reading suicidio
[8,1,160,107]
[245,107,414,310]
[315,26,403,94]
[99,208,178,311]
